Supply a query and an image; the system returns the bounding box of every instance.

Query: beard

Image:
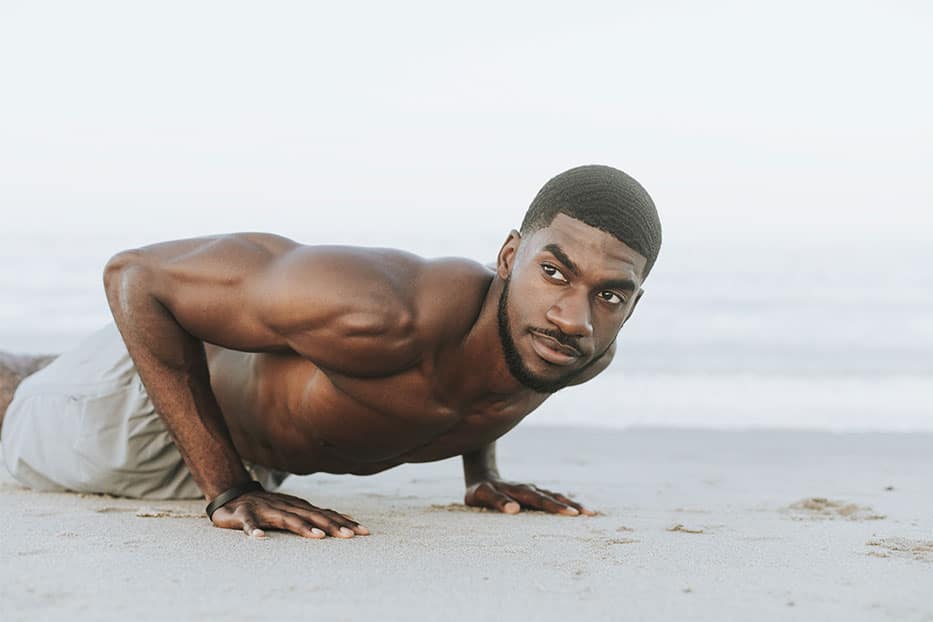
[496,274,600,394]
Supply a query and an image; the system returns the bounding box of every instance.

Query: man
[0,164,661,539]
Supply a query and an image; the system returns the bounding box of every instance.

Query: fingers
[225,504,324,540]
[500,484,596,516]
[270,503,361,539]
[212,492,368,539]
[274,495,370,536]
[502,485,576,515]
[466,482,595,516]
[253,507,324,539]
[545,490,597,516]
[466,482,521,514]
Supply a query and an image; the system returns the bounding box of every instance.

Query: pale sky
[1,1,931,432]
[2,0,931,256]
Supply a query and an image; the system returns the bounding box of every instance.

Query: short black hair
[520,165,662,277]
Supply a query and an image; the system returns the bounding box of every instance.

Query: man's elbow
[104,250,140,282]
[102,250,149,305]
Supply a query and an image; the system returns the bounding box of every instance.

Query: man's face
[496,213,647,394]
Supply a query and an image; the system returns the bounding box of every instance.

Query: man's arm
[103,233,421,538]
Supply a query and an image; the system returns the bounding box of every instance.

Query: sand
[2,426,932,621]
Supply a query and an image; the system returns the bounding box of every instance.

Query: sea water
[2,231,930,432]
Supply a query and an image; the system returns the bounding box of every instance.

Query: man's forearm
[462,441,500,487]
[104,255,250,499]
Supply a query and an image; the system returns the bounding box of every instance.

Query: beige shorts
[1,323,288,500]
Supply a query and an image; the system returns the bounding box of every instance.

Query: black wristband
[205,480,264,520]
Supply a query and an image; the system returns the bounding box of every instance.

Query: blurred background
[1,0,930,431]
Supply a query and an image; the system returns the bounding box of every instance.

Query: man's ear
[496,229,522,279]
[621,288,644,327]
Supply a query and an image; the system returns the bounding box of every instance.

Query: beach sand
[2,426,931,621]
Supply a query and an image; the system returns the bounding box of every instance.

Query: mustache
[529,327,582,352]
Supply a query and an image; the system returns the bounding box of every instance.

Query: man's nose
[545,293,593,339]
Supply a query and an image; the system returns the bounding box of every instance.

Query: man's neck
[448,275,534,404]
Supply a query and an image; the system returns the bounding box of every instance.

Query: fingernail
[504,501,520,514]
[251,528,265,537]
[339,527,354,537]
[563,507,580,516]
[311,528,325,537]
[357,526,371,535]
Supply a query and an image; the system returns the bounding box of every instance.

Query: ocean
[2,230,930,432]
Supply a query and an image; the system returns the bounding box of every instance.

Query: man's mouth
[529,331,581,366]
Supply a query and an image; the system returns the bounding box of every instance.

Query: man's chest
[208,348,543,472]
[291,366,537,465]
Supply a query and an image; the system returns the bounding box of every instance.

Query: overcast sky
[1,0,931,259]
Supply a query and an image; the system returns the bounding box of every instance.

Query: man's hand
[210,490,370,539]
[464,480,596,516]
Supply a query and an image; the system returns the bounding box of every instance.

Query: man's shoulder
[410,256,494,342]
[277,245,489,310]
[254,245,489,375]
[264,244,492,355]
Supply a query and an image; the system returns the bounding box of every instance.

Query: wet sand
[2,426,932,621]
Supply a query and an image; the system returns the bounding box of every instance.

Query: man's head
[496,165,662,394]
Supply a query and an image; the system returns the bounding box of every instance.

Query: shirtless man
[0,164,661,539]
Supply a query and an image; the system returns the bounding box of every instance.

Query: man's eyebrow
[599,278,638,292]
[542,243,579,276]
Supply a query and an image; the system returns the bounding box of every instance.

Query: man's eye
[599,291,624,305]
[541,264,567,282]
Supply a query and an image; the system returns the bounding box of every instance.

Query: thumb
[209,499,264,535]
[238,508,266,538]
[466,482,521,514]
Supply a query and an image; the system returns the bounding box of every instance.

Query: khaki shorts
[1,323,288,500]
